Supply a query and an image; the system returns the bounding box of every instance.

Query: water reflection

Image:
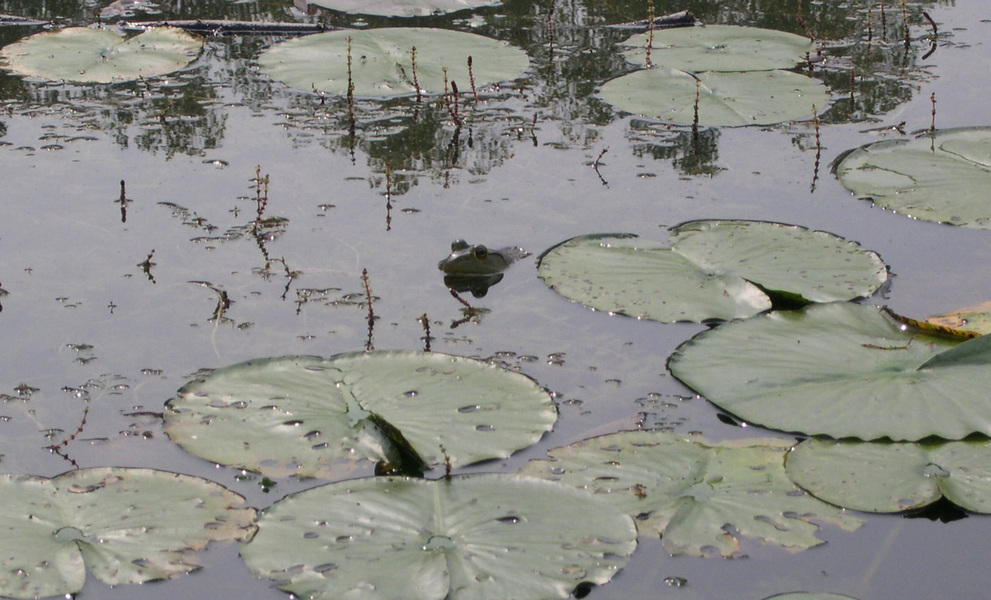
[0,0,954,172]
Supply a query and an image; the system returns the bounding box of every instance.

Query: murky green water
[1,0,990,598]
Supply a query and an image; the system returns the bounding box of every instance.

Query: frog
[437,239,522,276]
[437,240,529,297]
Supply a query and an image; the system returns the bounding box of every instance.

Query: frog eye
[451,239,469,251]
[472,245,489,260]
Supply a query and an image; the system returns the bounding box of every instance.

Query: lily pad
[0,467,255,599]
[668,302,991,441]
[520,431,862,557]
[306,0,502,17]
[258,27,529,98]
[928,301,991,335]
[621,24,815,72]
[536,221,886,323]
[164,351,557,479]
[786,438,991,513]
[598,68,828,127]
[834,127,991,228]
[0,26,203,84]
[240,474,637,600]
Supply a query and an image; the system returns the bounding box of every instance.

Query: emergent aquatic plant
[0,467,254,599]
[537,220,886,323]
[241,473,637,600]
[164,351,557,479]
[521,430,862,557]
[0,26,203,84]
[669,302,991,441]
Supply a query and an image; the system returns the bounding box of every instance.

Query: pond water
[1,0,990,599]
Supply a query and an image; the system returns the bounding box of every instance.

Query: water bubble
[496,516,521,524]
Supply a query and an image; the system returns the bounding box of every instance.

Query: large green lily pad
[537,221,886,323]
[240,474,637,600]
[669,302,991,441]
[307,0,501,17]
[621,24,815,72]
[520,431,862,557]
[0,468,255,599]
[786,438,991,513]
[258,27,529,98]
[834,127,991,228]
[164,351,557,479]
[0,26,203,84]
[598,68,828,127]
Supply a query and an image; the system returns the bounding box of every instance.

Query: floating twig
[930,92,937,133]
[880,0,888,41]
[191,280,232,323]
[411,46,422,107]
[810,105,822,193]
[867,7,873,45]
[138,249,156,284]
[252,165,270,223]
[849,69,856,106]
[362,268,375,351]
[440,444,453,480]
[796,0,814,43]
[118,179,129,223]
[901,0,910,48]
[592,147,609,186]
[419,313,432,352]
[47,404,90,468]
[646,0,655,68]
[385,163,393,232]
[921,11,938,59]
[449,288,475,317]
[347,36,356,140]
[923,11,938,38]
[547,7,555,62]
[692,77,701,130]
[467,56,478,102]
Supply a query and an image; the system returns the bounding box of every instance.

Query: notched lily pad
[520,431,862,557]
[834,127,991,228]
[0,26,203,83]
[164,351,557,479]
[598,68,828,127]
[620,24,815,72]
[241,474,637,600]
[0,467,255,599]
[306,0,502,17]
[536,221,886,323]
[669,302,991,441]
[787,438,991,514]
[258,27,529,98]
